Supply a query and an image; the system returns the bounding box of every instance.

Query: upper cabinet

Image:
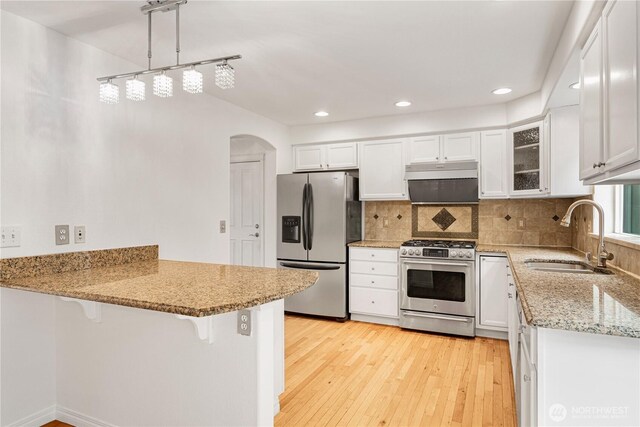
[479,130,509,199]
[359,139,407,200]
[508,121,549,197]
[406,132,478,165]
[293,142,358,172]
[580,0,640,184]
[442,132,479,162]
[406,135,441,164]
[579,18,604,180]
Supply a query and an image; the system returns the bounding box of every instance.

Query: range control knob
[401,249,407,255]
[450,251,458,258]
[465,252,472,258]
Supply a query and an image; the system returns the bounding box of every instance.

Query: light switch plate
[237,310,251,336]
[55,225,70,245]
[1,226,21,248]
[74,226,86,243]
[220,220,226,234]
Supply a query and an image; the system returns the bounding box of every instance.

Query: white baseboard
[273,396,281,416]
[56,406,116,427]
[7,405,56,427]
[476,328,508,340]
[350,313,399,326]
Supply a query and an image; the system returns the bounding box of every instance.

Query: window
[622,184,640,235]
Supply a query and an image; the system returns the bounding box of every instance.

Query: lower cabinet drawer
[350,260,398,276]
[350,287,398,318]
[349,247,398,262]
[350,273,398,290]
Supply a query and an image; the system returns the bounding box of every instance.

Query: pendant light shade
[183,67,203,94]
[99,80,119,104]
[153,72,173,98]
[126,76,146,101]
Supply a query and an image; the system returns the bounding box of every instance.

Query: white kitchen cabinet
[325,143,358,170]
[442,132,479,162]
[508,121,549,197]
[293,143,358,171]
[294,144,325,171]
[349,247,399,325]
[602,0,638,173]
[548,107,592,197]
[359,139,407,200]
[406,135,441,164]
[580,18,604,180]
[478,256,509,331]
[519,336,537,427]
[580,1,640,184]
[406,132,478,165]
[507,267,518,382]
[479,130,509,198]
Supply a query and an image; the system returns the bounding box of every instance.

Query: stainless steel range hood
[405,162,479,204]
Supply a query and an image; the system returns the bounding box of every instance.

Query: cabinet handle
[320,164,323,168]
[371,300,375,304]
[599,162,606,167]
[371,267,375,271]
[524,375,531,382]
[436,157,439,160]
[593,163,598,169]
[327,164,330,168]
[508,293,513,299]
[371,280,375,284]
[481,191,485,195]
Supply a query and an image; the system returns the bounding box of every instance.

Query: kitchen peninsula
[0,245,318,427]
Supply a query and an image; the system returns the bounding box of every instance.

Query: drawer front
[350,260,398,276]
[350,273,398,290]
[350,287,398,318]
[349,247,398,263]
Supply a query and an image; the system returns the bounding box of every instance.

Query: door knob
[249,232,260,237]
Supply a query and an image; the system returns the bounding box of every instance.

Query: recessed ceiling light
[570,82,581,90]
[492,87,512,95]
[395,100,412,107]
[314,111,329,117]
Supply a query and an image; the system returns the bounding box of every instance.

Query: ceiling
[1,1,575,126]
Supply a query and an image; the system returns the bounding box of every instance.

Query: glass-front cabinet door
[508,120,548,196]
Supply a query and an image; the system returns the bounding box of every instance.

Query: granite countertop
[348,240,404,249]
[0,259,318,317]
[477,245,640,338]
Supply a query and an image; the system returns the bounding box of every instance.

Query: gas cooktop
[400,240,476,259]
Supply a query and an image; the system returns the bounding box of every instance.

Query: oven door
[400,259,475,317]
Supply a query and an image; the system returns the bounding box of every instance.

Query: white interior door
[230,160,263,266]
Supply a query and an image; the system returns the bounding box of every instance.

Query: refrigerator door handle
[279,262,341,271]
[308,183,314,250]
[301,183,308,250]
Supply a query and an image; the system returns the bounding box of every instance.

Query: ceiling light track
[98,0,241,103]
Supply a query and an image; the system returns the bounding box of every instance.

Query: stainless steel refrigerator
[277,172,361,320]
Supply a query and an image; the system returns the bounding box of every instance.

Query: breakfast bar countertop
[477,245,640,338]
[0,259,319,317]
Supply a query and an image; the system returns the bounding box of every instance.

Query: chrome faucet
[560,200,614,268]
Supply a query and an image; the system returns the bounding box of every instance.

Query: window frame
[614,184,640,237]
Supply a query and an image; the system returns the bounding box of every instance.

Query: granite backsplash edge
[0,245,159,281]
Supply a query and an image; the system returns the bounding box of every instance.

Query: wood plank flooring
[275,315,516,427]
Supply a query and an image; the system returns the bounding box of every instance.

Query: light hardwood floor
[275,315,516,427]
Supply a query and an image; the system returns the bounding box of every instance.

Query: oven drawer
[349,247,398,263]
[350,260,398,276]
[350,287,398,318]
[350,273,398,290]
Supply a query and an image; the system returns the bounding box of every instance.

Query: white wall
[289,103,508,145]
[0,10,291,263]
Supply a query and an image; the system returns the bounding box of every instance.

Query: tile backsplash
[571,199,640,277]
[364,198,574,246]
[478,199,574,246]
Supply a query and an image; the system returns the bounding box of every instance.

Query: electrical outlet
[237,310,251,336]
[74,226,86,243]
[1,226,21,248]
[220,220,226,233]
[55,225,70,245]
[517,218,526,230]
[383,217,389,228]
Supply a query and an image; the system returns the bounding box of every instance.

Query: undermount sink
[525,260,613,274]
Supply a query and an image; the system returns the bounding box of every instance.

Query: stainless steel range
[399,240,476,337]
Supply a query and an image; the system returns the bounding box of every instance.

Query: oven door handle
[402,261,472,268]
[402,311,472,323]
